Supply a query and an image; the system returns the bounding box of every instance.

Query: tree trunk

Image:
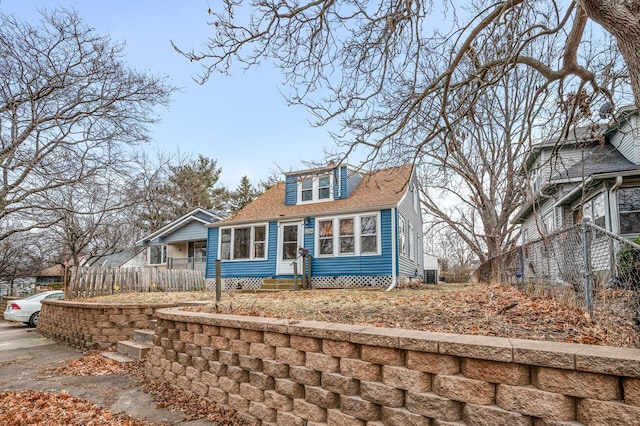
[579,1,640,110]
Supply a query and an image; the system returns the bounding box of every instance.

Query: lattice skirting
[206,275,399,290]
[205,277,264,291]
[311,275,392,288]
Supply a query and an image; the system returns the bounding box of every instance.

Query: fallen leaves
[53,352,143,376]
[0,390,154,425]
[179,284,640,348]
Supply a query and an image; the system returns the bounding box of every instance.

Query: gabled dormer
[284,163,365,206]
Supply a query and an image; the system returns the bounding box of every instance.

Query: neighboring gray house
[136,208,225,271]
[514,106,640,240]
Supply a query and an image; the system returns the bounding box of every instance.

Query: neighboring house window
[219,225,268,260]
[298,174,333,203]
[582,193,605,228]
[188,241,207,260]
[149,245,167,265]
[618,188,640,234]
[542,211,554,234]
[316,213,380,256]
[398,215,406,257]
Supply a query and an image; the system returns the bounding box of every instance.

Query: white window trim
[148,245,167,265]
[218,223,269,261]
[314,212,381,257]
[297,174,334,204]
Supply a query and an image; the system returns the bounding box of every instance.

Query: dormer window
[298,174,333,203]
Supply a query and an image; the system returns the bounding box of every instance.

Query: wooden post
[293,263,299,290]
[215,260,221,302]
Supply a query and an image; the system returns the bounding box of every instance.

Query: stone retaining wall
[38,300,175,350]
[148,307,640,426]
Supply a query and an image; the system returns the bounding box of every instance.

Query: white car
[3,290,64,327]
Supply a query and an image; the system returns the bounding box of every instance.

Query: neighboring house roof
[83,248,146,268]
[136,207,225,246]
[558,143,640,180]
[213,165,413,226]
[36,265,64,277]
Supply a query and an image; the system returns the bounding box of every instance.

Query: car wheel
[28,312,39,327]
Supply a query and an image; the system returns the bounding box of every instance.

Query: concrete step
[262,279,296,291]
[133,329,154,345]
[117,340,151,359]
[100,351,137,364]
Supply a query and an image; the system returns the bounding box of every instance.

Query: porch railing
[167,257,206,271]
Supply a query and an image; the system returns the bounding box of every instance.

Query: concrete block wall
[147,308,640,425]
[38,300,175,350]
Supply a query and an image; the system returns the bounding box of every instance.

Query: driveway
[0,321,214,425]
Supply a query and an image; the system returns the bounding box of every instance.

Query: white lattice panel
[311,275,392,288]
[205,277,264,291]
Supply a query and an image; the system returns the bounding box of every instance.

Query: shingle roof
[555,143,640,180]
[215,165,413,226]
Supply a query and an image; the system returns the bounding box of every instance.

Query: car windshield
[22,293,44,300]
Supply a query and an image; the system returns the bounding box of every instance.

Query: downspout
[386,208,398,291]
[610,176,623,234]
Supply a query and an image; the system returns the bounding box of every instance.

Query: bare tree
[175,0,631,165]
[0,226,45,294]
[424,226,477,275]
[418,56,548,280]
[41,175,137,266]
[0,9,174,242]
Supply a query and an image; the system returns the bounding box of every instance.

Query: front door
[277,221,303,275]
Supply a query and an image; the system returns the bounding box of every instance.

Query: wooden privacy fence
[66,267,205,299]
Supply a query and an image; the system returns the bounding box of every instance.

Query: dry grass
[84,283,640,348]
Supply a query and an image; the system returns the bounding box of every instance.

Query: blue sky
[0,0,346,188]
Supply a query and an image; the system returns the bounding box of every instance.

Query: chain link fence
[494,223,640,327]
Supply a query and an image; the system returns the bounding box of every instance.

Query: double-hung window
[360,215,377,254]
[318,219,334,255]
[339,218,355,254]
[316,214,379,256]
[219,225,268,260]
[298,174,333,203]
[618,187,640,234]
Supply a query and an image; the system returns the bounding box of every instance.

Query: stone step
[117,340,151,359]
[262,278,296,291]
[133,329,155,345]
[100,351,137,364]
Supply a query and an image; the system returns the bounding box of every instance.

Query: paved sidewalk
[0,321,214,425]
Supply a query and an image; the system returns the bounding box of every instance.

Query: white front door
[277,221,303,275]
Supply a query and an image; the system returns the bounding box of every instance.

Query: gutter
[207,204,400,228]
[386,207,398,292]
[554,170,640,207]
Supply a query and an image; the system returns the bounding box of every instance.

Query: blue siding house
[205,164,424,290]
